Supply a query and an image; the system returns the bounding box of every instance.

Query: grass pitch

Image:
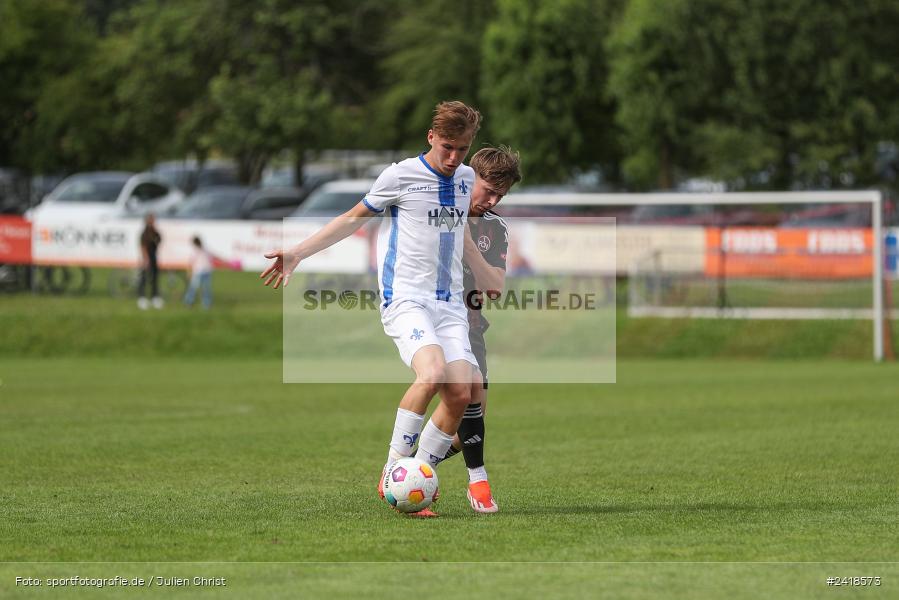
[2,357,898,598]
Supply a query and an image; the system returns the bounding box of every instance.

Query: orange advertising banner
[0,216,32,264]
[704,228,873,279]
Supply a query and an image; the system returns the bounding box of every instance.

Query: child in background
[184,236,213,309]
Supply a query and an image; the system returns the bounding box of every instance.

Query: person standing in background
[138,213,163,310]
[183,235,213,310]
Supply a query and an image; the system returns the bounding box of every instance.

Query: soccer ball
[383,457,439,513]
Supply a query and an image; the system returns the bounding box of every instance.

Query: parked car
[623,203,782,227]
[0,168,29,214]
[778,203,873,228]
[501,184,623,219]
[29,174,65,208]
[261,164,341,193]
[169,186,252,220]
[170,186,307,220]
[26,172,184,221]
[152,159,240,194]
[289,179,375,218]
[244,187,308,220]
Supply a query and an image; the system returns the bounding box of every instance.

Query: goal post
[503,191,887,362]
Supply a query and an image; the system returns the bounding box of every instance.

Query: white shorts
[381,299,478,369]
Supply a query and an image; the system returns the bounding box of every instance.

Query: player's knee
[415,363,446,393]
[444,384,471,410]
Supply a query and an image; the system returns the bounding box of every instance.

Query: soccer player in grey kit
[451,146,521,513]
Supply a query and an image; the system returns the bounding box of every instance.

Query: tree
[607,0,743,189]
[717,0,899,189]
[482,0,623,184]
[0,0,95,170]
[6,0,231,173]
[202,0,348,183]
[19,40,136,173]
[103,0,235,165]
[608,0,899,190]
[374,0,496,152]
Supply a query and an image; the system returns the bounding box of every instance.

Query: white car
[26,171,184,221]
[289,179,376,218]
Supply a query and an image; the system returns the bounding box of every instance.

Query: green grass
[2,270,898,597]
[2,269,897,360]
[2,358,898,598]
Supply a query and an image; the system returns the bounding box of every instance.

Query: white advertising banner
[27,215,890,278]
[617,226,706,274]
[511,223,706,276]
[31,217,369,273]
[157,220,369,273]
[514,221,618,275]
[32,218,141,267]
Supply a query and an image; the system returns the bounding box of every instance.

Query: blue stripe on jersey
[382,205,399,307]
[436,231,455,301]
[438,178,455,207]
[418,153,442,177]
[418,153,455,207]
[420,152,458,299]
[362,197,383,213]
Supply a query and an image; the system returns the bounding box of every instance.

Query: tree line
[2,0,897,190]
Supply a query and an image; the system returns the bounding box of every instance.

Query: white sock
[386,408,424,469]
[415,420,455,467]
[468,466,488,483]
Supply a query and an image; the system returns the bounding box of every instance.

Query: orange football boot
[467,481,498,513]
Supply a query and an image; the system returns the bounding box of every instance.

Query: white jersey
[363,154,474,308]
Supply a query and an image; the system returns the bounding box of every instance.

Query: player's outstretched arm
[261,202,375,289]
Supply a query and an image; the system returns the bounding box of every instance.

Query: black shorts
[470,329,488,390]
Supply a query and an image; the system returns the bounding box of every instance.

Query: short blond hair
[469,146,522,191]
[432,100,482,140]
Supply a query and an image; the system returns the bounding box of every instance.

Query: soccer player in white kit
[261,101,482,517]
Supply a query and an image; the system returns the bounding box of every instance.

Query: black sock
[442,445,462,461]
[458,403,485,469]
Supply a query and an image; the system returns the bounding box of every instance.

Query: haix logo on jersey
[428,206,465,231]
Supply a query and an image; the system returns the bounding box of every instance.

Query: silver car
[289,179,375,218]
[27,172,184,221]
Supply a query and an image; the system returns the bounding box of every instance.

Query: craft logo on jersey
[428,206,464,231]
[477,235,491,252]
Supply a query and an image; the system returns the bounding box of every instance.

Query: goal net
[503,191,890,361]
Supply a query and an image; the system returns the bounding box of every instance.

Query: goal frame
[503,191,885,362]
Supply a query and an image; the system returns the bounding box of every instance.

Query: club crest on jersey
[410,328,425,341]
[478,235,491,251]
[459,180,469,194]
[428,207,464,231]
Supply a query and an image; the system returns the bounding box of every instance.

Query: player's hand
[260,249,300,289]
